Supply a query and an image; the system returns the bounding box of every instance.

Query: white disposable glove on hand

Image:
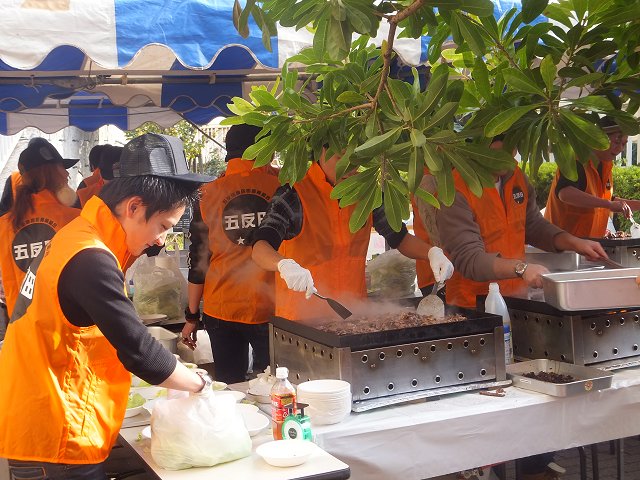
[427,246,454,283]
[277,259,315,299]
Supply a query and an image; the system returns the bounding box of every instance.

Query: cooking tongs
[596,256,625,269]
[313,291,352,319]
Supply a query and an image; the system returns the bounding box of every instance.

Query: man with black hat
[545,116,640,237]
[0,133,214,479]
[181,124,280,384]
[0,137,80,317]
[77,145,124,207]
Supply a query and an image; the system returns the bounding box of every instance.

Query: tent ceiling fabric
[0,0,531,135]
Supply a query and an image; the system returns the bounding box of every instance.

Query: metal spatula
[416,282,445,317]
[313,292,352,319]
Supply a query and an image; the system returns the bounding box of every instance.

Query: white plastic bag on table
[133,246,187,319]
[365,249,416,298]
[150,392,251,470]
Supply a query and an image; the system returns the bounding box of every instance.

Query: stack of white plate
[296,379,351,425]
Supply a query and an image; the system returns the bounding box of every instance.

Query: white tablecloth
[233,367,640,480]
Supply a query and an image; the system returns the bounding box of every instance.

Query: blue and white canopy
[0,0,534,134]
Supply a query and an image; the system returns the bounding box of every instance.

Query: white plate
[139,313,167,325]
[216,390,245,402]
[141,426,151,440]
[256,440,315,467]
[246,390,271,404]
[124,405,144,418]
[236,403,260,414]
[241,411,270,437]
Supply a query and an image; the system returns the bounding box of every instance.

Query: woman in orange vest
[0,138,80,317]
[544,117,640,238]
[251,148,454,322]
[0,133,214,479]
[181,124,281,383]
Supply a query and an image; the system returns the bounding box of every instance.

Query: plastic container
[485,283,513,365]
[271,367,296,440]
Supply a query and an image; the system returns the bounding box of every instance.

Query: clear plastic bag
[365,249,416,298]
[133,247,187,319]
[150,392,252,470]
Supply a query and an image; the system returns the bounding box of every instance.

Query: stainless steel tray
[507,359,613,396]
[525,246,579,272]
[541,267,640,311]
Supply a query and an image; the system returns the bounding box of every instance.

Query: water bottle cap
[275,367,289,379]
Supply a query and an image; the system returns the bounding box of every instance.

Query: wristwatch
[195,370,214,393]
[514,262,528,278]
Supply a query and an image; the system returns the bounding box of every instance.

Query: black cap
[99,145,124,180]
[117,133,213,184]
[599,115,623,134]
[19,137,79,172]
[225,124,262,161]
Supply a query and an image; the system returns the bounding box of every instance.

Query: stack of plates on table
[296,380,351,425]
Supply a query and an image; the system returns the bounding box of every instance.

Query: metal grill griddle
[269,305,508,411]
[270,306,501,350]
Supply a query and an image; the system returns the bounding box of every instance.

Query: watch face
[515,262,527,276]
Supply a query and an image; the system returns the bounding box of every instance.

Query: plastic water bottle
[485,282,513,365]
[270,367,296,440]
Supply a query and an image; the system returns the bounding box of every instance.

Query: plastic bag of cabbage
[150,392,251,469]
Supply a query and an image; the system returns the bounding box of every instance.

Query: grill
[505,296,640,370]
[594,237,640,268]
[269,304,508,412]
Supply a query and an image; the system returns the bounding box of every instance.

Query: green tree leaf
[539,55,556,92]
[354,127,403,158]
[502,69,545,96]
[559,110,610,150]
[522,0,548,23]
[485,105,539,137]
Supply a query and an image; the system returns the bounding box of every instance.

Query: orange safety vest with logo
[0,189,79,316]
[77,171,105,207]
[411,167,437,289]
[200,158,280,323]
[446,168,528,308]
[276,162,373,321]
[0,196,132,464]
[544,160,613,238]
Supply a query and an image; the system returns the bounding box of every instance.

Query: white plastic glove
[427,246,454,283]
[277,259,315,299]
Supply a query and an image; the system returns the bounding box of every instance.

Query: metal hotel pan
[541,267,640,311]
[507,359,613,396]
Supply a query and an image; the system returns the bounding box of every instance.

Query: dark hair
[98,176,201,220]
[10,164,68,230]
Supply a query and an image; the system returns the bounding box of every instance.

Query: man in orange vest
[0,133,214,478]
[545,116,640,238]
[438,137,607,480]
[251,148,454,322]
[181,124,280,383]
[76,145,124,207]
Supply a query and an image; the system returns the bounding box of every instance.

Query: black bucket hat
[117,133,213,184]
[19,137,79,172]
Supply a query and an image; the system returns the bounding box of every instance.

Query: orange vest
[0,197,132,464]
[200,158,280,323]
[544,160,613,238]
[276,162,372,321]
[411,168,436,289]
[0,189,79,316]
[82,168,102,188]
[446,168,528,308]
[77,172,105,207]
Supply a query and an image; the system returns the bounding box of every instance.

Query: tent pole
[179,113,226,151]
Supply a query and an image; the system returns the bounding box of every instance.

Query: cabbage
[127,392,146,409]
